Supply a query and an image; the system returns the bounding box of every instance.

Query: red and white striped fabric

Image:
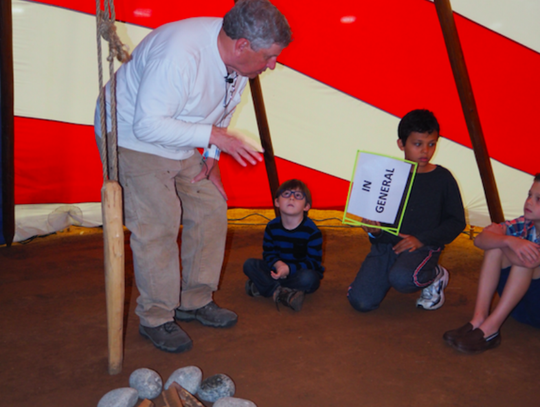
[11,0,540,241]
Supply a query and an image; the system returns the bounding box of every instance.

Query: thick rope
[96,0,130,182]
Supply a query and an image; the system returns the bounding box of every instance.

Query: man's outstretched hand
[209,126,263,167]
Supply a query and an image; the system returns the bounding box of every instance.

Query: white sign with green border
[343,151,417,235]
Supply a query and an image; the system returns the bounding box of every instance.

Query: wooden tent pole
[1,0,15,247]
[249,76,280,217]
[101,179,124,375]
[232,0,280,216]
[433,0,504,223]
[96,1,126,375]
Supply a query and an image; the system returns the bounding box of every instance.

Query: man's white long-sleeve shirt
[95,17,247,160]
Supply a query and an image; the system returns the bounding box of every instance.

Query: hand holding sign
[360,218,382,236]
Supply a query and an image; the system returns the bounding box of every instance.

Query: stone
[197,374,235,402]
[213,396,257,407]
[164,366,203,395]
[97,388,138,407]
[129,368,162,400]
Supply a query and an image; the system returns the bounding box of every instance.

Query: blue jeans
[243,258,321,297]
[348,243,441,312]
[497,267,540,329]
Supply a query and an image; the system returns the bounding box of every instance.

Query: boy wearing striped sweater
[243,179,324,311]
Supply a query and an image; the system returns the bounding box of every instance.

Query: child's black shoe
[245,280,260,297]
[273,286,304,312]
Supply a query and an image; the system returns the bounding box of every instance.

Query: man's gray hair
[223,0,292,51]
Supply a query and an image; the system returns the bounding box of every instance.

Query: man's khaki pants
[118,147,227,327]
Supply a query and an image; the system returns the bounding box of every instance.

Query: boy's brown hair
[275,179,312,207]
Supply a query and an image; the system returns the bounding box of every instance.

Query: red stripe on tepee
[14,117,348,208]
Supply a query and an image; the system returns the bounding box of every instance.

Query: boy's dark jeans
[347,242,441,312]
[243,258,321,297]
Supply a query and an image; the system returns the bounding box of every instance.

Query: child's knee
[388,269,418,293]
[243,258,260,277]
[303,277,320,294]
[347,292,379,312]
[347,285,380,312]
[295,270,321,293]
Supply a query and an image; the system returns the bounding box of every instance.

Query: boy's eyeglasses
[280,190,306,200]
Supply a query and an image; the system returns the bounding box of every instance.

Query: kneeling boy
[347,109,466,312]
[243,179,324,311]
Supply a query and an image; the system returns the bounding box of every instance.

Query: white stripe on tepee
[13,0,150,124]
[426,0,540,53]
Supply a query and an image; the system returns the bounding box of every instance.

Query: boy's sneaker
[139,321,193,353]
[416,265,449,310]
[175,301,238,328]
[273,286,305,312]
[245,280,260,297]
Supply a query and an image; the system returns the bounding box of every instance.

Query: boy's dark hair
[275,179,312,207]
[535,173,540,182]
[398,109,440,145]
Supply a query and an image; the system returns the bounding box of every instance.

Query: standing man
[94,0,291,353]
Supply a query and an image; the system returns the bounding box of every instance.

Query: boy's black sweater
[371,165,466,248]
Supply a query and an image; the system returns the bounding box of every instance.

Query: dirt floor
[1,209,540,407]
